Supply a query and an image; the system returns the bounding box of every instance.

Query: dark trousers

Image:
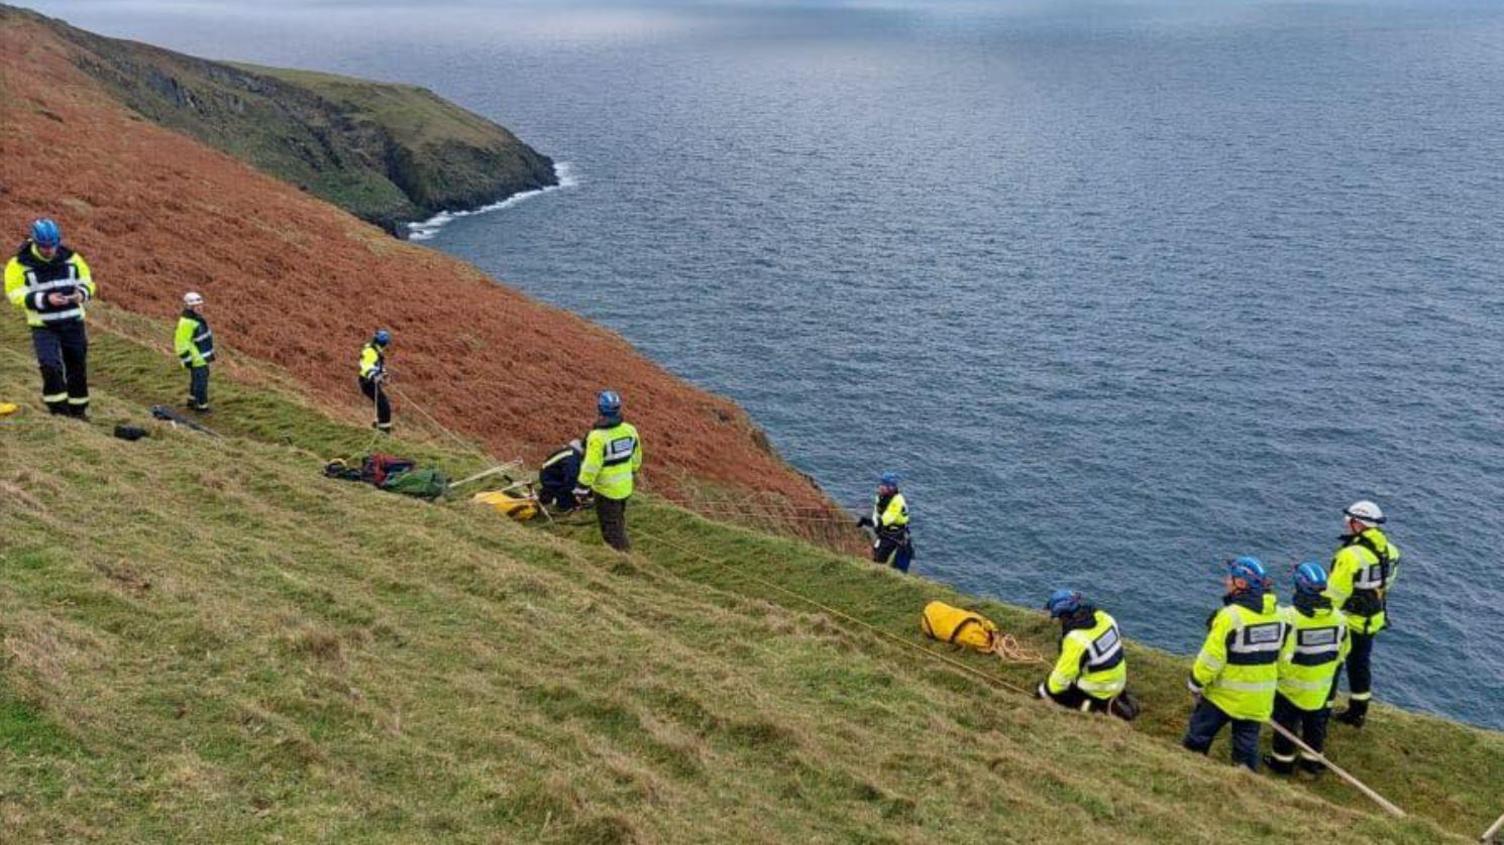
[1182,697,1262,771]
[596,495,630,551]
[31,322,89,415]
[1044,684,1112,714]
[1336,631,1376,701]
[873,534,913,573]
[538,485,578,511]
[188,365,210,409]
[359,377,391,429]
[1270,693,1330,770]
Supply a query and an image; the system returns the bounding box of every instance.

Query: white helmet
[1344,500,1385,527]
[183,291,204,307]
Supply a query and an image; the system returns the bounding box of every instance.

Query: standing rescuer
[856,472,913,572]
[175,292,215,412]
[358,329,393,432]
[1326,500,1401,729]
[4,218,96,418]
[577,390,642,551]
[1182,556,1289,771]
[1266,561,1350,775]
[1036,589,1128,715]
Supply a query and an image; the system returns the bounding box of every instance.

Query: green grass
[1,310,1499,843]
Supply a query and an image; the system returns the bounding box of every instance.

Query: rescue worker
[1326,500,1401,728]
[358,329,392,432]
[1036,589,1128,715]
[855,472,913,572]
[4,218,96,418]
[1182,556,1288,771]
[538,439,585,511]
[1266,561,1349,775]
[577,390,642,551]
[175,292,215,412]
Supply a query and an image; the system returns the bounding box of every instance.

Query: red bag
[361,453,416,486]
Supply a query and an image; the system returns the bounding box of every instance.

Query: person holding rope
[1266,561,1349,775]
[856,472,913,572]
[1036,589,1129,717]
[1326,500,1401,729]
[577,390,642,551]
[357,329,393,433]
[1182,556,1288,771]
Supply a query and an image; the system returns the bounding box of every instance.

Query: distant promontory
[41,8,556,234]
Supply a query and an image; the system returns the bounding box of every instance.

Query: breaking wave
[407,161,579,241]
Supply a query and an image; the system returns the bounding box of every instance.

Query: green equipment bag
[380,467,449,500]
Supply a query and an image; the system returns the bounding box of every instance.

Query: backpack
[920,601,1001,653]
[362,453,416,486]
[380,467,449,501]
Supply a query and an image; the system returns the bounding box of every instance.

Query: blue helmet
[1227,555,1267,592]
[879,471,900,488]
[1293,561,1328,595]
[373,329,391,346]
[597,389,622,416]
[30,218,61,248]
[1045,589,1083,619]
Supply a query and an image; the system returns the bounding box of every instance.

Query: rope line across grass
[633,528,1040,697]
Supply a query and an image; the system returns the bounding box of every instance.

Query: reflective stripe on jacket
[359,343,385,379]
[1047,609,1128,700]
[871,492,909,537]
[174,310,215,367]
[579,420,642,500]
[5,243,95,327]
[1326,527,1401,634]
[1277,602,1350,711]
[1190,593,1288,721]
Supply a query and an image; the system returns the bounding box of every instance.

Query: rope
[633,527,1039,697]
[386,383,487,458]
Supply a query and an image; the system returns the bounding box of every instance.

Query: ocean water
[32,0,1504,729]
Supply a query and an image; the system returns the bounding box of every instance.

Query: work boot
[1262,754,1295,775]
[1335,699,1368,728]
[1299,758,1326,777]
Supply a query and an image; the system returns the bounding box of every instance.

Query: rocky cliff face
[28,6,555,234]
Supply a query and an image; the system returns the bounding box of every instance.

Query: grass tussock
[0,311,1499,843]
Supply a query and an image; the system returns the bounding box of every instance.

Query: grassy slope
[3,316,1499,843]
[8,4,554,230]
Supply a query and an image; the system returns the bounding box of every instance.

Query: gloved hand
[856,515,873,528]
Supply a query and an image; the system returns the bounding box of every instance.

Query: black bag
[114,425,148,441]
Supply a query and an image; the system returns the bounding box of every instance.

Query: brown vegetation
[0,9,838,518]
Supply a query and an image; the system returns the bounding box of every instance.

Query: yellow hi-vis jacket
[579,419,642,500]
[871,492,909,533]
[1047,609,1128,701]
[1325,527,1401,635]
[1276,602,1350,712]
[358,343,385,380]
[5,243,95,327]
[174,310,215,368]
[1190,593,1288,721]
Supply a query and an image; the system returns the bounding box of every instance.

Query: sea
[29,0,1504,730]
